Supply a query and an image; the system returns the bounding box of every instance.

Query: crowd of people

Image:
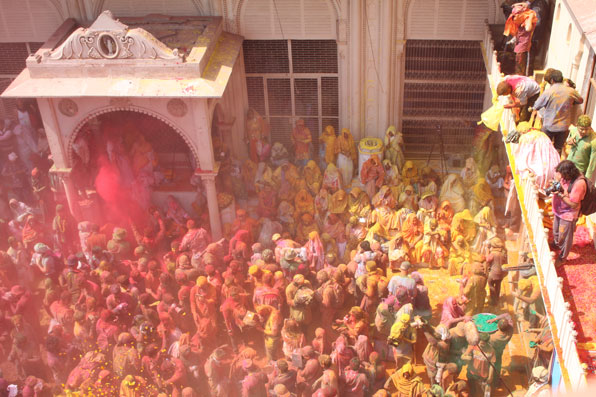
[1,4,591,393]
[0,86,560,397]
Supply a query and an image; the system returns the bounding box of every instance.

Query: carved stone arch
[47,0,66,20]
[235,0,340,35]
[93,0,204,18]
[403,0,501,37]
[67,105,200,168]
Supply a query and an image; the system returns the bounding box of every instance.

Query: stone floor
[375,232,531,395]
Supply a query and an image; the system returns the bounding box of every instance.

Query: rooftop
[565,0,596,50]
[1,11,243,98]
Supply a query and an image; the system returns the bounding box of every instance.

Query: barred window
[243,40,339,157]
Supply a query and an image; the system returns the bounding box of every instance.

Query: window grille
[243,40,339,160]
[403,40,486,156]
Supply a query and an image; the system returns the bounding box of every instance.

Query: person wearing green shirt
[565,115,596,183]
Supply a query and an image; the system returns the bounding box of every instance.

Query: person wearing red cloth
[503,2,537,75]
[189,276,217,351]
[179,219,212,258]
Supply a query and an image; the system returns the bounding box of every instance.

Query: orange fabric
[451,210,477,243]
[401,213,423,247]
[294,189,315,220]
[361,155,385,187]
[321,125,337,164]
[329,189,349,214]
[292,121,312,161]
[349,187,371,217]
[335,128,357,163]
[402,161,419,187]
[504,9,537,37]
[303,160,323,193]
[437,200,455,229]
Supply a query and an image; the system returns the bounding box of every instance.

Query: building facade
[1,0,508,157]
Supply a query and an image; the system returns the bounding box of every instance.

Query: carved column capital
[199,173,217,182]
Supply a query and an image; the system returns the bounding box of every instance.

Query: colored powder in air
[95,155,144,225]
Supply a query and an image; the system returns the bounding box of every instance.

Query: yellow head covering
[402,362,413,374]
[329,189,349,214]
[473,178,494,205]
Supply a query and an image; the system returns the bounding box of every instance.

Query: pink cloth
[304,234,325,271]
[553,178,586,221]
[514,130,560,189]
[440,296,465,326]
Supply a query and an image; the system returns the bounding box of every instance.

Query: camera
[544,180,563,196]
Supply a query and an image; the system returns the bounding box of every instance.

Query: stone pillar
[50,166,81,219]
[200,173,222,240]
[36,98,82,219]
[61,170,81,219]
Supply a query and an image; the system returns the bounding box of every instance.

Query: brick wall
[0,43,29,75]
[0,42,43,120]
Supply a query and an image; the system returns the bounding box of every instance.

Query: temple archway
[69,110,199,224]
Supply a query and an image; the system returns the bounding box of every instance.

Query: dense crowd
[0,88,561,397]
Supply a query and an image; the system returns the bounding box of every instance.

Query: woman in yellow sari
[322,163,342,193]
[292,119,312,167]
[383,159,404,199]
[414,218,448,268]
[255,161,274,193]
[394,207,413,231]
[469,178,494,216]
[329,189,349,223]
[335,128,357,187]
[242,159,257,194]
[439,174,466,213]
[401,213,423,249]
[461,157,479,191]
[367,205,398,242]
[384,125,405,170]
[384,361,424,397]
[324,213,347,258]
[296,213,320,244]
[361,154,386,198]
[130,135,157,176]
[401,161,420,192]
[303,160,322,196]
[436,200,455,229]
[320,125,337,167]
[436,200,454,245]
[451,209,477,244]
[294,188,315,222]
[245,108,270,163]
[448,235,472,276]
[348,187,371,218]
[273,163,300,201]
[471,206,497,255]
[373,185,397,209]
[398,185,418,212]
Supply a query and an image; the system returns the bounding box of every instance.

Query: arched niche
[98,0,203,17]
[67,106,199,170]
[237,0,339,39]
[0,0,64,42]
[406,0,499,40]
